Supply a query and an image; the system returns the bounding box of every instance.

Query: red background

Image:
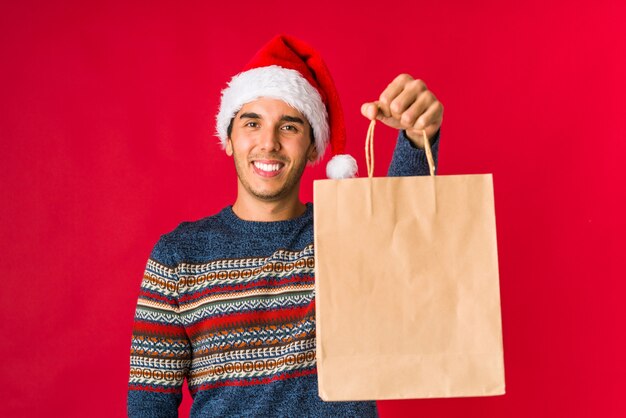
[1,1,624,417]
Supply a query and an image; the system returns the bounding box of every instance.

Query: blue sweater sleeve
[127,235,191,417]
[387,129,440,177]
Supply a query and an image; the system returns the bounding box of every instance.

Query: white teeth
[254,162,282,172]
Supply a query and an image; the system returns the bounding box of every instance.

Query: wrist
[402,129,440,150]
[403,130,427,149]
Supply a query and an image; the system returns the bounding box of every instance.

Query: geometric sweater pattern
[128,130,440,417]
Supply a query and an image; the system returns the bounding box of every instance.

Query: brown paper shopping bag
[313,122,505,401]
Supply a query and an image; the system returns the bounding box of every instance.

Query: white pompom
[326,154,358,179]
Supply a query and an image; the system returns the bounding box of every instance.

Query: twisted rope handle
[365,119,375,178]
[365,120,435,178]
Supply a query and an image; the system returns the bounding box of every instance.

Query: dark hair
[227,117,315,145]
[227,117,234,139]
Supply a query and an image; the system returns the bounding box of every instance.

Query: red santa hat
[215,35,357,179]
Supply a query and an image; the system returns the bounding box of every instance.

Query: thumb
[360,102,380,120]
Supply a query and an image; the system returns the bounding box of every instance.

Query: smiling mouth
[252,160,285,178]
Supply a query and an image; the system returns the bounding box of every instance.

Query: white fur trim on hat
[216,65,329,161]
[326,154,358,179]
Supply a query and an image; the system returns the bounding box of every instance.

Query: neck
[232,191,307,222]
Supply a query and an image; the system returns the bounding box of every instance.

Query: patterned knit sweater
[128,130,440,417]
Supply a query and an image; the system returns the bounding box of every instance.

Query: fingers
[360,102,379,120]
[418,100,444,131]
[361,74,429,121]
[383,76,427,120]
[406,100,444,145]
[361,73,443,146]
[377,74,414,118]
[399,91,435,128]
[360,101,400,130]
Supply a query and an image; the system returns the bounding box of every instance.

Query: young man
[128,35,443,417]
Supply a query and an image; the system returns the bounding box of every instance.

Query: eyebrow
[239,112,261,120]
[238,112,305,125]
[280,115,305,124]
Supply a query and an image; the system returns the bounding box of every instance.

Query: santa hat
[215,35,357,179]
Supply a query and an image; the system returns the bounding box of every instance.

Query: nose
[258,125,281,152]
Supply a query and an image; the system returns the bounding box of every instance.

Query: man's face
[226,98,318,203]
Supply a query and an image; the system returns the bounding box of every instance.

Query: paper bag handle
[365,120,436,178]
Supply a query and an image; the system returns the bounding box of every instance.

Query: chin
[252,190,287,201]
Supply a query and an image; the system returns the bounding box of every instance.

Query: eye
[281,124,299,132]
[244,121,259,128]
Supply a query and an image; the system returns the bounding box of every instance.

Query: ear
[225,138,233,157]
[307,143,319,163]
